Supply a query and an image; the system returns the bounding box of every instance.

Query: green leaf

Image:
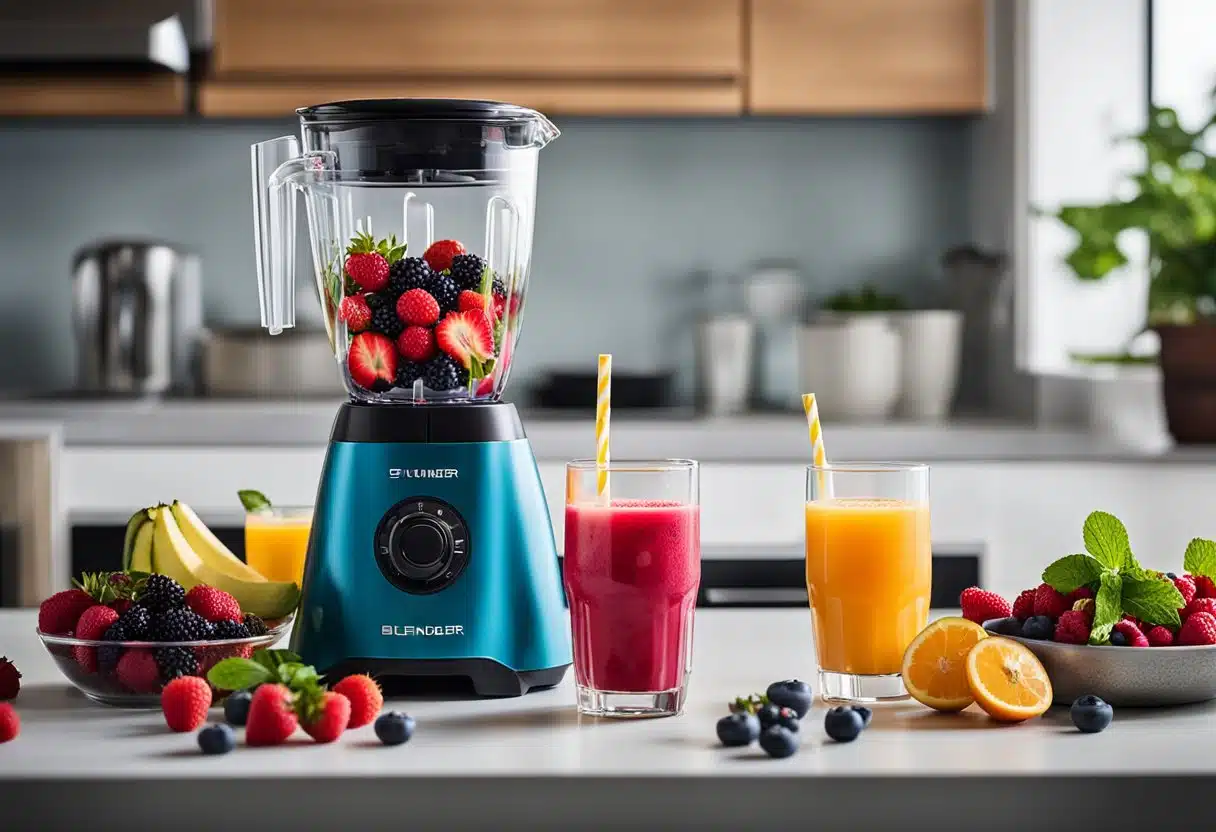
[1183,538,1216,579]
[290,665,319,689]
[1082,511,1133,570]
[238,489,273,514]
[1121,575,1185,628]
[207,658,275,692]
[1041,554,1105,594]
[1089,572,1124,644]
[276,662,306,686]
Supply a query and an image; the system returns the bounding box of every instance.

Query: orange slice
[901,617,988,712]
[965,637,1053,722]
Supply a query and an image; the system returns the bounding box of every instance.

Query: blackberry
[242,614,268,637]
[389,257,433,295]
[117,604,151,640]
[141,574,185,613]
[396,361,425,391]
[154,646,198,683]
[370,303,403,338]
[449,253,487,291]
[492,276,507,297]
[423,355,469,391]
[214,620,250,640]
[426,273,459,312]
[150,607,212,642]
[98,622,127,674]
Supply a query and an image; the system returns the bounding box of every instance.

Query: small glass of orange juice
[805,462,931,703]
[244,507,313,586]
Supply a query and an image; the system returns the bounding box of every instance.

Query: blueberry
[197,723,235,755]
[852,706,873,728]
[765,679,813,718]
[756,703,782,730]
[375,711,416,746]
[223,690,253,726]
[1021,615,1055,640]
[775,707,800,732]
[758,725,800,759]
[824,706,865,742]
[1070,695,1113,733]
[1110,630,1129,647]
[987,616,1024,637]
[1167,572,1178,580]
[716,712,760,747]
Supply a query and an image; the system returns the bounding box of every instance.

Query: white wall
[1153,0,1216,133]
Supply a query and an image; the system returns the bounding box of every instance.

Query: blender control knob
[389,514,453,581]
[374,497,471,595]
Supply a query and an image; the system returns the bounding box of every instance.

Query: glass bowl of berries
[36,573,294,707]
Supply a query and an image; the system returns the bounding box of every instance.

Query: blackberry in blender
[389,256,433,295]
[426,273,460,312]
[370,302,404,338]
[449,253,487,291]
[423,355,469,391]
[397,361,425,391]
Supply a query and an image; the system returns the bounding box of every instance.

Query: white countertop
[1,608,1213,828]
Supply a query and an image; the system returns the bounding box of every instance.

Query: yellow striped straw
[802,393,830,497]
[596,353,612,499]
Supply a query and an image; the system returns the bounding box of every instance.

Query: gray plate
[983,623,1216,706]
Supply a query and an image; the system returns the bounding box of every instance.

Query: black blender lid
[297,98,548,125]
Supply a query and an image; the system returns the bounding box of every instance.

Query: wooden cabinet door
[213,0,743,79]
[749,0,988,114]
[0,73,186,117]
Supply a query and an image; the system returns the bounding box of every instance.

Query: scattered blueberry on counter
[756,703,782,731]
[198,723,235,755]
[853,706,873,728]
[223,689,253,726]
[716,712,761,747]
[1069,695,1113,734]
[375,711,416,746]
[775,707,800,732]
[758,725,800,759]
[765,679,813,718]
[824,707,865,743]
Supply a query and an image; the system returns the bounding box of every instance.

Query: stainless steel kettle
[71,240,202,395]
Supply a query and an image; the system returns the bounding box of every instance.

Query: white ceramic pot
[798,318,901,421]
[893,310,964,421]
[1084,365,1170,453]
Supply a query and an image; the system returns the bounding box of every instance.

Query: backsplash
[0,117,970,396]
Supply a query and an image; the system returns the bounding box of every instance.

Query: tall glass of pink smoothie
[564,459,700,718]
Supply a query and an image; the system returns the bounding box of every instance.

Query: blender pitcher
[251,99,558,403]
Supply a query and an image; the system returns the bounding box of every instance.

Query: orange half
[965,637,1053,722]
[901,617,988,712]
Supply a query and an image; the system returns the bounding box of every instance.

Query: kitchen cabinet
[748,0,989,114]
[203,0,744,117]
[0,72,186,117]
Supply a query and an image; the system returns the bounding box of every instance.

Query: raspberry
[1146,625,1176,647]
[396,326,436,362]
[1194,575,1216,599]
[1011,589,1036,621]
[1172,574,1197,607]
[959,587,1012,624]
[396,288,440,327]
[1112,619,1149,647]
[1183,597,1216,621]
[1054,609,1091,644]
[1179,611,1216,646]
[1033,583,1071,620]
[1065,586,1094,605]
[161,676,212,733]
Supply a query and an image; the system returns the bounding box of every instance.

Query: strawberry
[185,585,242,623]
[1183,597,1216,621]
[397,326,436,362]
[0,703,18,743]
[37,588,96,635]
[435,309,495,371]
[299,691,351,744]
[1033,583,1071,620]
[339,295,372,332]
[332,674,383,728]
[1194,575,1216,599]
[1172,574,1197,607]
[161,676,212,733]
[116,648,161,694]
[246,683,298,746]
[1146,625,1176,647]
[73,605,120,673]
[396,288,440,327]
[347,332,398,392]
[422,239,467,273]
[0,657,20,701]
[1179,611,1216,646]
[344,230,401,292]
[959,587,1011,624]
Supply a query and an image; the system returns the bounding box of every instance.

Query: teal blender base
[291,402,572,697]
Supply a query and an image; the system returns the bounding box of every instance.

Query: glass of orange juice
[244,507,313,586]
[805,462,931,703]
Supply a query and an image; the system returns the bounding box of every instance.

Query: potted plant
[1053,105,1216,443]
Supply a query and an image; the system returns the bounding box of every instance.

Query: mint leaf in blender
[1042,554,1104,594]
[238,490,273,514]
[1082,511,1133,570]
[1089,572,1123,644]
[1184,538,1216,579]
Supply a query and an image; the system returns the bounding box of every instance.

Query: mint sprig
[1122,576,1184,629]
[1090,572,1123,644]
[1082,510,1134,570]
[1184,538,1216,579]
[208,648,318,693]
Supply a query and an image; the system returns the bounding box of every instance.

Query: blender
[251,100,571,695]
